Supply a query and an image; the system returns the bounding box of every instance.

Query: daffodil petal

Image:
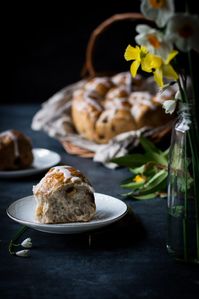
[150,54,162,68]
[141,57,153,72]
[162,64,178,80]
[124,45,140,61]
[165,50,178,64]
[154,68,164,88]
[141,53,162,72]
[136,24,151,34]
[130,60,140,77]
[140,45,148,55]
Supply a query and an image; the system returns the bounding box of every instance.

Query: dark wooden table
[0,105,199,299]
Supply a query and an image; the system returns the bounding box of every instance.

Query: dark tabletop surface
[0,105,199,299]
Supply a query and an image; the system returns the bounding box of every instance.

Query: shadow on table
[86,205,146,249]
[36,206,146,251]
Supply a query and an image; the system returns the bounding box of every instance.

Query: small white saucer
[6,193,127,234]
[0,148,61,178]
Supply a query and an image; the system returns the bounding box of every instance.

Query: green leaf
[177,174,194,192]
[137,170,168,195]
[143,162,158,176]
[138,180,167,196]
[129,164,146,174]
[169,205,184,217]
[140,136,162,154]
[121,181,145,189]
[121,191,135,197]
[133,193,157,200]
[145,152,168,166]
[8,225,29,256]
[144,169,167,187]
[120,177,134,185]
[163,147,170,158]
[112,154,149,167]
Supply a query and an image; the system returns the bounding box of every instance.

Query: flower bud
[163,100,176,114]
[15,250,30,257]
[21,238,32,248]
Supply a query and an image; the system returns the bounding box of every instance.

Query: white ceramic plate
[0,148,61,178]
[6,193,127,234]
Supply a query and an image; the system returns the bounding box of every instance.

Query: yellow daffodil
[124,45,178,87]
[133,175,146,183]
[141,50,178,87]
[124,45,148,77]
[141,53,162,73]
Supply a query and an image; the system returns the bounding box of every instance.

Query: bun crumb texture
[33,165,96,224]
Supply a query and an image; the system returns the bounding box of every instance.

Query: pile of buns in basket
[71,72,175,144]
[30,71,176,166]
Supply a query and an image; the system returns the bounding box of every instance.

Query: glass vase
[166,103,199,263]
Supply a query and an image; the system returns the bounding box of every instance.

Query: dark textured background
[3,0,198,104]
[3,0,139,103]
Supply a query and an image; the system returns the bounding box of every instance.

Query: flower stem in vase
[183,134,188,261]
[167,103,199,263]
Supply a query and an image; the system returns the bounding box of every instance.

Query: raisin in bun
[71,72,173,144]
[0,130,33,170]
[33,165,96,224]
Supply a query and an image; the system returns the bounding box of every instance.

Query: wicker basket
[61,13,173,157]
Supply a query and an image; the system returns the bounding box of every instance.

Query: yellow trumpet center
[147,34,161,48]
[133,175,146,183]
[149,0,166,9]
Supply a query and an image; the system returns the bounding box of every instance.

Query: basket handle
[82,12,146,77]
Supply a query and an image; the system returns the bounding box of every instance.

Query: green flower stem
[188,51,196,105]
[177,78,189,261]
[183,132,188,261]
[8,225,28,256]
[187,51,199,148]
[187,129,199,261]
[183,220,188,260]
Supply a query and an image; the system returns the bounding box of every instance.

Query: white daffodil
[135,24,173,60]
[163,99,177,114]
[15,250,30,257]
[166,13,199,52]
[141,0,174,28]
[21,238,32,249]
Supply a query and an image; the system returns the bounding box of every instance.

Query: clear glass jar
[167,103,199,263]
